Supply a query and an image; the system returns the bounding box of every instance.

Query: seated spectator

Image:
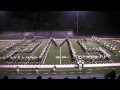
[37,76,42,79]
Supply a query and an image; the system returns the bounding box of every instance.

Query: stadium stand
[0,30,74,39]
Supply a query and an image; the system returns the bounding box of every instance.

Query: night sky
[0,11,120,36]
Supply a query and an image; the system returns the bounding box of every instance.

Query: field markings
[78,72,82,74]
[52,73,57,74]
[44,73,48,74]
[60,47,61,65]
[104,68,109,69]
[42,43,52,65]
[88,69,93,70]
[24,43,42,65]
[96,68,101,70]
[86,71,91,73]
[112,68,116,69]
[87,41,95,48]
[70,72,74,74]
[31,42,42,56]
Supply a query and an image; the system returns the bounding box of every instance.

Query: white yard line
[44,73,48,74]
[8,49,19,65]
[60,47,61,65]
[96,68,101,70]
[88,69,93,70]
[87,41,95,48]
[24,43,42,65]
[42,43,52,65]
[52,73,57,74]
[31,42,42,56]
[70,72,74,74]
[86,72,91,73]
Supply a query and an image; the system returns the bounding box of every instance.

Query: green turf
[0,66,120,75]
[33,41,47,57]
[71,40,87,55]
[44,42,60,65]
[25,42,36,50]
[84,41,94,48]
[0,39,120,75]
[61,41,73,64]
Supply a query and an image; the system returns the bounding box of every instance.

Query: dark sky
[0,11,120,36]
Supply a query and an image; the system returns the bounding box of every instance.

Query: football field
[0,38,120,75]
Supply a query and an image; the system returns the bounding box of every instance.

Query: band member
[17,66,19,74]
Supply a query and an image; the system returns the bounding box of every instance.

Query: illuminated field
[0,38,120,75]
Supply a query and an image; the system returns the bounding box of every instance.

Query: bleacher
[0,29,75,39]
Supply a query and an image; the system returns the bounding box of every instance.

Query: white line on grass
[44,73,48,74]
[88,69,93,70]
[70,72,74,74]
[60,47,61,65]
[112,68,116,69]
[86,72,91,73]
[96,68,101,70]
[31,42,42,56]
[24,43,42,65]
[52,73,57,74]
[42,43,52,65]
[104,68,109,69]
[87,41,95,48]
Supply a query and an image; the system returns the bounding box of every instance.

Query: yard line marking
[70,72,74,73]
[44,73,48,74]
[86,72,91,73]
[56,69,79,71]
[31,42,42,56]
[24,43,42,65]
[87,41,95,48]
[60,47,61,65]
[104,68,109,69]
[88,69,93,70]
[42,43,52,65]
[96,68,101,70]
